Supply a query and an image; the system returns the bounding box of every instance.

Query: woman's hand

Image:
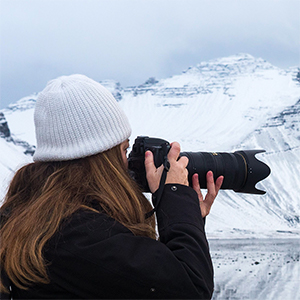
[144,142,189,193]
[145,142,223,217]
[192,172,224,218]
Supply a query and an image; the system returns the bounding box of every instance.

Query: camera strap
[145,154,170,219]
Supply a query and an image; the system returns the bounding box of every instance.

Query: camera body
[128,136,271,194]
[128,136,170,193]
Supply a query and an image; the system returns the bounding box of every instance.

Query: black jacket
[4,184,214,299]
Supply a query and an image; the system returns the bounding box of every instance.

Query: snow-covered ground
[210,238,300,299]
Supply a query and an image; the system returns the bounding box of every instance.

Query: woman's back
[10,184,213,299]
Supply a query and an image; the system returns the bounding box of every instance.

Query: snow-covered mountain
[1,53,299,238]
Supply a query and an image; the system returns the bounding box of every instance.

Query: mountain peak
[4,94,37,112]
[182,53,275,77]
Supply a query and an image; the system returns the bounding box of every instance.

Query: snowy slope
[121,54,298,152]
[2,95,36,145]
[0,138,32,199]
[1,54,299,238]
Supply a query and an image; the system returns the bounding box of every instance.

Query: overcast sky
[0,0,299,108]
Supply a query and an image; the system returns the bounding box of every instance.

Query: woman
[0,74,223,299]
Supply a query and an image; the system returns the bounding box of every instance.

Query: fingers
[168,142,189,168]
[206,171,224,192]
[167,142,181,161]
[204,171,217,209]
[215,175,224,192]
[206,171,224,202]
[196,171,224,218]
[192,173,203,201]
[165,142,189,186]
[206,171,216,196]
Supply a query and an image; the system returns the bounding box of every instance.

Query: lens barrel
[181,150,271,194]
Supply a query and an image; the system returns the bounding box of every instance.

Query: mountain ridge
[1,53,299,238]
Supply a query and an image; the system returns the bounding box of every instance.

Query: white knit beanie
[33,74,131,161]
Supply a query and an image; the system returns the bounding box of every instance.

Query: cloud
[1,0,299,108]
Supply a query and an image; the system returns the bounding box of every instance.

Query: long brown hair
[0,144,156,292]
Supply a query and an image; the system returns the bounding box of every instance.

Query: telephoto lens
[128,136,271,194]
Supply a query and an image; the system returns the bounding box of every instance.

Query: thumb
[145,150,164,193]
[144,151,156,174]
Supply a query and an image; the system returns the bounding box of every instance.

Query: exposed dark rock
[0,112,11,139]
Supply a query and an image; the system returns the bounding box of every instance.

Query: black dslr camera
[128,136,271,194]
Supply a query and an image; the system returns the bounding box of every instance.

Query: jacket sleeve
[0,269,11,300]
[44,184,214,299]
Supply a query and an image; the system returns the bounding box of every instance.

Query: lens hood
[234,150,271,194]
